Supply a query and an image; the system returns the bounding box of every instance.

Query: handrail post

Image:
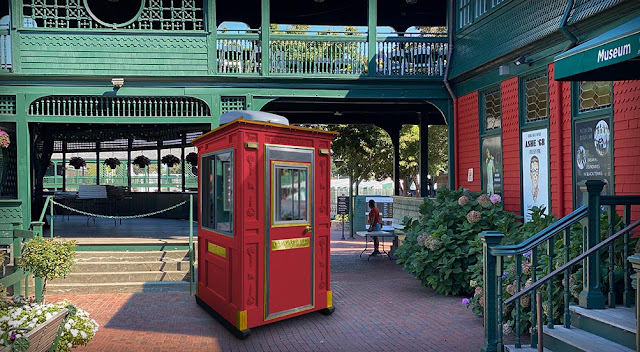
[189,194,194,295]
[481,231,504,352]
[627,255,640,352]
[49,197,54,238]
[579,180,606,309]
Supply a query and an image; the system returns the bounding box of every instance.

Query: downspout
[555,78,565,217]
[443,0,457,189]
[560,0,578,49]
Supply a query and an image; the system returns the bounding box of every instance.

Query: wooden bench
[0,308,68,352]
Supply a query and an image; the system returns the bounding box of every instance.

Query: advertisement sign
[481,136,503,196]
[364,196,394,231]
[574,118,612,205]
[337,196,349,215]
[522,128,549,222]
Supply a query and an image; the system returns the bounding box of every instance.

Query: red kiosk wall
[456,91,480,191]
[500,77,521,216]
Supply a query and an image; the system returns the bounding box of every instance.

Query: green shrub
[19,238,76,297]
[395,188,519,295]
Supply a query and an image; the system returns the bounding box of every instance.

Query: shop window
[524,73,548,123]
[579,81,612,113]
[201,150,233,235]
[273,165,309,224]
[484,88,501,131]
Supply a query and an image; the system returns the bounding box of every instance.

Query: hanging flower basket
[186,152,198,167]
[104,157,121,170]
[161,154,180,167]
[69,157,86,170]
[0,130,9,149]
[133,155,151,168]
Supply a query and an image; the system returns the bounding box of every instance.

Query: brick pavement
[48,231,485,352]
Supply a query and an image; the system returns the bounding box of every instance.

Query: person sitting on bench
[367,199,383,255]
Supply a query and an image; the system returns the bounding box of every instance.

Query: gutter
[560,0,578,49]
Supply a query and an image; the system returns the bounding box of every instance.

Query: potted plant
[18,237,76,300]
[133,155,151,168]
[186,152,198,167]
[161,154,180,168]
[68,157,86,170]
[104,157,121,170]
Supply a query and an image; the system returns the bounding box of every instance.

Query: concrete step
[71,261,191,273]
[570,306,636,350]
[543,325,634,352]
[47,281,193,295]
[50,271,190,284]
[74,250,190,262]
[505,345,551,352]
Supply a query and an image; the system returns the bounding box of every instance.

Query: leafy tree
[19,237,76,300]
[399,124,448,195]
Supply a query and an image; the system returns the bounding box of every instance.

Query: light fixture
[334,111,342,116]
[406,0,418,3]
[514,56,531,66]
[111,78,124,89]
[314,0,325,2]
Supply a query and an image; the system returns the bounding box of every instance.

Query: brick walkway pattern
[49,231,484,352]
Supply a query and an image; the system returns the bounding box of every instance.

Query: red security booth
[193,111,336,338]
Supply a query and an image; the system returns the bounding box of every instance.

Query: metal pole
[189,194,194,295]
[537,290,543,352]
[49,197,53,238]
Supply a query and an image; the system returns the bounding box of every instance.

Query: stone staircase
[506,305,635,352]
[47,249,194,294]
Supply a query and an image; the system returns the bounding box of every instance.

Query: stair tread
[570,306,636,333]
[545,325,634,352]
[47,281,189,287]
[504,345,551,352]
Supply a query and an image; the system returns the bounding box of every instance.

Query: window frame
[200,148,234,237]
[270,161,312,227]
[479,85,503,197]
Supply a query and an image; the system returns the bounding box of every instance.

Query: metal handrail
[490,206,587,256]
[505,217,640,305]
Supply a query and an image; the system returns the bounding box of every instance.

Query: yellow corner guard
[327,291,333,308]
[236,310,248,331]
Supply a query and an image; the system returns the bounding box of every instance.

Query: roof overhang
[554,17,640,81]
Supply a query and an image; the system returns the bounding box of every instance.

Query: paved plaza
[49,231,485,352]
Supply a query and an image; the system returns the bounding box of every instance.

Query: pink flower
[490,194,502,204]
[458,196,469,206]
[477,194,491,206]
[466,210,481,223]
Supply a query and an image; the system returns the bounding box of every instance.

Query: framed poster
[574,118,612,206]
[522,128,549,222]
[481,136,502,196]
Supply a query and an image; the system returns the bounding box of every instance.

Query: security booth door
[266,146,314,320]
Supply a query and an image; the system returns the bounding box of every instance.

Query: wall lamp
[111,78,124,89]
[406,0,418,4]
[514,56,531,66]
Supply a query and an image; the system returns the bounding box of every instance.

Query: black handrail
[505,217,640,305]
[490,205,587,256]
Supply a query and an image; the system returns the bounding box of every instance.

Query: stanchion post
[49,197,54,238]
[189,194,194,295]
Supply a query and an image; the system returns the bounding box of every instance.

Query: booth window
[273,165,309,224]
[201,150,233,235]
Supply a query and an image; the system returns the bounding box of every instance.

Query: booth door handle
[304,226,312,233]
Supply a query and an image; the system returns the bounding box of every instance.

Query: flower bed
[0,299,98,351]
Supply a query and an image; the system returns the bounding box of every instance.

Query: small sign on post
[337,196,349,240]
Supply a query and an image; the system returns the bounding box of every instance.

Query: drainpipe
[555,77,565,217]
[560,0,578,50]
[443,0,455,101]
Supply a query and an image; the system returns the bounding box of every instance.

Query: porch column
[96,141,100,185]
[157,141,161,192]
[62,141,66,191]
[260,0,270,76]
[419,113,429,197]
[127,138,132,190]
[16,116,30,224]
[181,134,186,192]
[367,0,377,77]
[388,126,401,196]
[207,0,218,74]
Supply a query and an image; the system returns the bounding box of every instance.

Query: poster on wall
[522,128,549,222]
[574,118,612,206]
[481,136,503,196]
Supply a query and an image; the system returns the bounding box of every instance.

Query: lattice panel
[0,96,16,115]
[101,139,130,150]
[524,73,548,123]
[28,96,210,117]
[1,127,17,199]
[220,96,247,113]
[185,131,203,143]
[579,81,612,113]
[66,141,96,151]
[484,88,501,131]
[23,0,204,31]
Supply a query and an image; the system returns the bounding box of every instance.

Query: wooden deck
[43,215,197,245]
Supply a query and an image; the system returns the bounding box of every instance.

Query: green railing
[43,175,198,191]
[481,180,640,351]
[214,32,447,77]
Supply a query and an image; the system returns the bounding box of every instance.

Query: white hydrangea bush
[0,299,98,351]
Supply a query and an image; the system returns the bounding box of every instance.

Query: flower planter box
[0,308,68,352]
